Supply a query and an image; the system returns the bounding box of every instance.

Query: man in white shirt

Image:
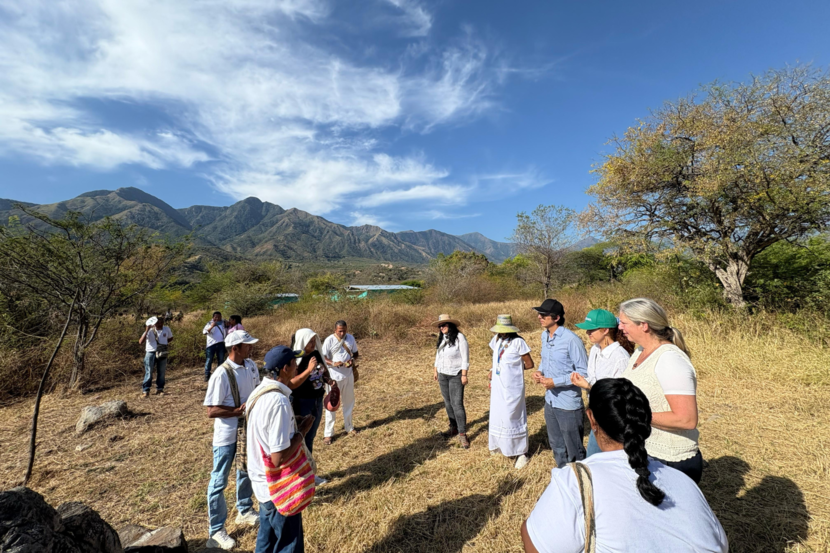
[321,320,359,445]
[138,316,173,398]
[247,346,314,553]
[204,330,262,550]
[203,311,228,382]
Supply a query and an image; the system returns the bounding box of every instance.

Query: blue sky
[1,0,829,242]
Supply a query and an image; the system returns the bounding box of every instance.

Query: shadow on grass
[319,433,451,500]
[700,456,809,553]
[363,477,525,553]
[360,401,445,431]
[466,393,546,445]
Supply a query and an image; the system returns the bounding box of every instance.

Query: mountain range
[0,187,519,263]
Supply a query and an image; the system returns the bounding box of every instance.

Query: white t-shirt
[322,333,359,382]
[203,321,227,348]
[526,450,728,553]
[247,379,297,504]
[586,342,629,385]
[203,358,261,447]
[145,326,172,353]
[435,333,470,376]
[652,350,697,396]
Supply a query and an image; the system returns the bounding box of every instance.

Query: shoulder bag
[568,461,597,553]
[247,385,316,516]
[152,328,169,359]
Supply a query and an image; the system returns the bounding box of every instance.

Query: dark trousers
[255,501,304,553]
[292,396,323,454]
[205,343,226,379]
[656,450,704,484]
[437,373,467,434]
[544,402,585,467]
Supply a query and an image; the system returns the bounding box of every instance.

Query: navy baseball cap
[264,346,298,374]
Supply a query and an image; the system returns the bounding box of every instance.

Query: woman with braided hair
[522,378,727,553]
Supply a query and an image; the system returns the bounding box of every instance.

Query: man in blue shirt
[531,299,589,466]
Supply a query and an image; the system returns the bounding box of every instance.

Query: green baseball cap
[575,309,618,330]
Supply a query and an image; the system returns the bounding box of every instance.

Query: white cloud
[0,0,534,219]
[384,0,432,37]
[350,211,391,227]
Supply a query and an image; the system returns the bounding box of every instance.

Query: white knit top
[622,344,699,462]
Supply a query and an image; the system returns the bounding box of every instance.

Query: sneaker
[514,454,529,470]
[323,437,333,446]
[155,390,165,396]
[140,392,149,399]
[441,425,459,438]
[206,529,235,550]
[458,434,470,449]
[314,475,328,486]
[235,510,258,526]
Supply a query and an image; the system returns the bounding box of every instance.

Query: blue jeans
[205,343,226,379]
[544,402,586,467]
[142,352,167,393]
[292,397,322,454]
[207,443,254,535]
[657,450,704,484]
[585,429,601,457]
[255,501,304,553]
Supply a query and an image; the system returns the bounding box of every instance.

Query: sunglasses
[438,323,449,328]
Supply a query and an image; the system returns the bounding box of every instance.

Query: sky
[1,0,829,242]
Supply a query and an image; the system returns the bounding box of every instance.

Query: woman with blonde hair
[617,298,703,483]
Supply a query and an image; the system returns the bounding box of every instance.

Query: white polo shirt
[246,378,297,504]
[526,450,728,553]
[203,358,261,447]
[322,333,359,382]
[203,321,227,348]
[145,326,172,353]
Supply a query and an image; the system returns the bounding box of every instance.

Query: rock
[118,525,187,553]
[0,487,121,553]
[75,443,92,452]
[57,502,122,553]
[76,400,130,434]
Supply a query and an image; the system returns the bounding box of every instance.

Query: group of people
[433,297,727,553]
[138,297,727,552]
[201,319,360,552]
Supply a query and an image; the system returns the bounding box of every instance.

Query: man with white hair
[204,329,262,550]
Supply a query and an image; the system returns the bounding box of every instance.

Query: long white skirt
[488,372,528,457]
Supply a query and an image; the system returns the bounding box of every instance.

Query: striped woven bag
[256,385,316,516]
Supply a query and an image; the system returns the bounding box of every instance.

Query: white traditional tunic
[488,335,531,456]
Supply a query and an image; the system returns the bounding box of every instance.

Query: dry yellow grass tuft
[1,299,829,552]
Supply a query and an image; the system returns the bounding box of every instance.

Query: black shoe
[441,426,459,438]
[204,375,210,382]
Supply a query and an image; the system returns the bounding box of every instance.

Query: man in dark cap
[531,299,589,467]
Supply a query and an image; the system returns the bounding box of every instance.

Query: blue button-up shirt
[540,326,589,410]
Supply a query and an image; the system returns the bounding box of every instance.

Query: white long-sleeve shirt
[435,333,470,376]
[586,341,630,385]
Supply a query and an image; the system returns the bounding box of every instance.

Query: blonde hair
[619,298,690,358]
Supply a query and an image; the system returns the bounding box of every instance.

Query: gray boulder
[76,400,130,434]
[118,525,187,553]
[0,487,122,553]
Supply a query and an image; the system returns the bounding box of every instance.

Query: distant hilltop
[0,187,526,264]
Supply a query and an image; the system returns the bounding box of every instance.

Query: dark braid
[589,379,666,506]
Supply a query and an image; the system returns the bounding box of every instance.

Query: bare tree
[511,205,576,298]
[0,208,187,388]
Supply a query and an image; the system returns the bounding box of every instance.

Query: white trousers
[324,372,355,437]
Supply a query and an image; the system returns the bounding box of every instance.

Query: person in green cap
[571,308,634,456]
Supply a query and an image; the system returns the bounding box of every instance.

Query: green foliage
[399,279,424,288]
[306,272,346,296]
[220,283,274,317]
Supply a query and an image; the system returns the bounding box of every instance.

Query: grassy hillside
[1,298,828,552]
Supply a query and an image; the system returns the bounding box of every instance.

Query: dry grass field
[1,299,829,552]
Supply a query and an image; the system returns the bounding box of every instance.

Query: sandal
[458,434,470,449]
[323,437,332,446]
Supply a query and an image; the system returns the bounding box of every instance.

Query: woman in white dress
[488,314,535,469]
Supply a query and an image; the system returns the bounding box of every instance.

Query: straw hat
[490,314,520,333]
[433,314,460,327]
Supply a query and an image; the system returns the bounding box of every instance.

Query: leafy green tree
[306,272,346,296]
[511,205,576,298]
[427,250,490,301]
[583,66,830,307]
[0,208,187,388]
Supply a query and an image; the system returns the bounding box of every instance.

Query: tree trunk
[69,318,88,389]
[25,292,77,486]
[713,258,750,308]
